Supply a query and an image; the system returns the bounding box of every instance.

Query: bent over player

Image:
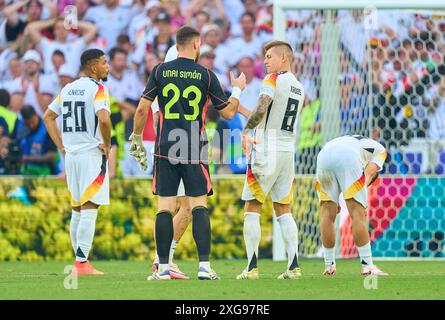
[238,40,305,280]
[43,49,111,275]
[316,135,388,276]
[130,26,246,280]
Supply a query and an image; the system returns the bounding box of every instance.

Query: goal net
[273,0,445,259]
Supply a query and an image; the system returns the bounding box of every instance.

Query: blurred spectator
[133,11,175,63]
[428,84,445,139]
[50,49,66,74]
[142,51,160,83]
[150,11,176,60]
[185,0,225,24]
[235,56,261,117]
[84,0,133,51]
[0,88,19,174]
[58,63,77,88]
[190,10,211,33]
[4,50,57,115]
[106,46,151,176]
[1,56,21,83]
[2,0,55,43]
[256,0,274,44]
[198,44,229,90]
[17,105,57,175]
[107,47,144,105]
[128,0,160,45]
[163,0,186,33]
[26,16,97,74]
[241,0,260,17]
[116,33,135,67]
[223,12,262,71]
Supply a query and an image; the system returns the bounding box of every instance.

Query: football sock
[244,212,261,271]
[76,209,97,262]
[159,264,169,274]
[70,210,81,255]
[192,206,211,262]
[155,211,174,265]
[277,213,299,270]
[323,246,336,267]
[169,240,178,263]
[357,242,373,267]
[199,261,211,271]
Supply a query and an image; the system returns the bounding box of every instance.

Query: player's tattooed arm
[242,94,272,133]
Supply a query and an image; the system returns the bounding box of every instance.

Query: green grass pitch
[0,259,444,300]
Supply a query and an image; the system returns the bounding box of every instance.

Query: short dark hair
[0,89,10,108]
[176,26,200,47]
[20,105,37,121]
[109,47,127,61]
[80,48,105,69]
[241,11,256,23]
[52,49,65,59]
[117,34,130,44]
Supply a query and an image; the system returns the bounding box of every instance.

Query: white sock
[159,263,169,273]
[70,210,81,255]
[75,209,98,262]
[199,261,210,271]
[243,212,261,271]
[277,213,299,270]
[169,240,178,263]
[357,242,373,267]
[323,246,336,267]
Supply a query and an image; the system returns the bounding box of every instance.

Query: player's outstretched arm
[43,109,64,154]
[97,109,111,160]
[217,71,246,120]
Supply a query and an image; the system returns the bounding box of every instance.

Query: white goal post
[272,0,445,261]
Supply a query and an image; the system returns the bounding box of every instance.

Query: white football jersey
[254,71,305,153]
[48,77,110,154]
[325,135,387,170]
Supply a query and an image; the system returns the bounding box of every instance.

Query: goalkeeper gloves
[129,132,148,171]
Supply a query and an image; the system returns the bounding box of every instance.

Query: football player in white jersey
[316,135,389,276]
[238,40,305,280]
[43,49,111,275]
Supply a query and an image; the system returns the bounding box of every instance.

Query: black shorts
[152,156,213,197]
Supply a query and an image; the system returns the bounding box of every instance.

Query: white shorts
[315,144,367,207]
[242,151,295,204]
[66,148,110,207]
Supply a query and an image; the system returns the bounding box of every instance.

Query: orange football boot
[71,261,104,275]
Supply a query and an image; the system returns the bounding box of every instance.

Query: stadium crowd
[0,0,444,176]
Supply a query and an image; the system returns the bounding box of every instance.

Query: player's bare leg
[320,201,338,276]
[148,196,176,280]
[275,202,302,280]
[71,201,104,275]
[346,198,388,276]
[189,195,219,280]
[236,199,262,280]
